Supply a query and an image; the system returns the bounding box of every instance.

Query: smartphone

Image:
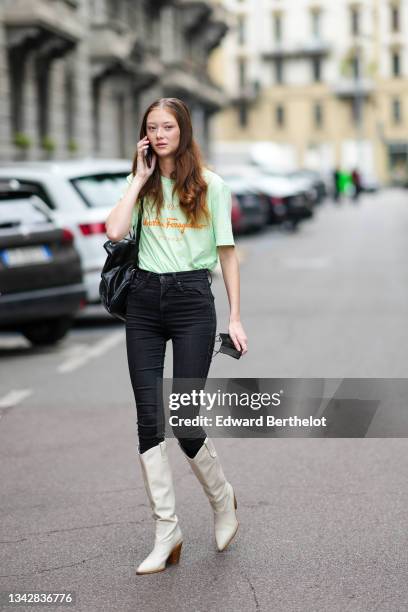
[145,143,153,168]
[219,333,242,359]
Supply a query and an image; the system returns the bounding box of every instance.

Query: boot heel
[167,541,182,565]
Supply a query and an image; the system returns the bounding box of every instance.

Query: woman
[105,97,248,575]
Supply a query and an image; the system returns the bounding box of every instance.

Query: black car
[253,173,314,229]
[0,190,86,345]
[288,170,327,204]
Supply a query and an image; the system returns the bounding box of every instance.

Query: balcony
[263,39,331,60]
[3,0,82,45]
[161,63,227,110]
[333,78,375,98]
[89,25,136,64]
[230,81,260,105]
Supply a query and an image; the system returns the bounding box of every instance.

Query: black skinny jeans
[125,266,217,456]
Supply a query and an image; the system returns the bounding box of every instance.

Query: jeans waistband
[136,266,212,285]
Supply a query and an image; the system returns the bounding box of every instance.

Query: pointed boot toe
[179,438,239,552]
[214,486,239,551]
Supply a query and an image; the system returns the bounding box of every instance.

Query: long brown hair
[131,98,210,225]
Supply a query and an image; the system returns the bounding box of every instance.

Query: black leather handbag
[99,199,144,322]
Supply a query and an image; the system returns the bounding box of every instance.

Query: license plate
[0,245,52,267]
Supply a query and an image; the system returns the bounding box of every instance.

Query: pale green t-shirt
[120,168,235,273]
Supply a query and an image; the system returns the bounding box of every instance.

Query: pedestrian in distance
[351,167,362,202]
[105,97,248,575]
[332,167,341,203]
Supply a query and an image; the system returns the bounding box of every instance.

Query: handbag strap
[132,197,144,267]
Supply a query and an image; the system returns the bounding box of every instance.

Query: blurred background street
[1,0,408,610]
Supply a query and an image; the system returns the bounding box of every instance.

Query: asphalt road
[1,190,407,611]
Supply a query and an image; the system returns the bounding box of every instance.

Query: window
[7,49,24,135]
[92,80,101,152]
[391,50,401,76]
[392,97,402,123]
[237,15,245,45]
[116,93,126,158]
[313,102,323,128]
[70,173,130,208]
[351,55,361,79]
[312,57,322,82]
[391,4,400,32]
[350,7,360,36]
[276,104,285,127]
[273,13,283,43]
[351,97,363,124]
[238,102,248,127]
[238,58,246,88]
[65,67,75,146]
[35,57,50,141]
[0,180,54,209]
[107,0,116,20]
[275,58,284,84]
[311,10,321,38]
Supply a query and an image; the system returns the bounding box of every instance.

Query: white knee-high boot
[136,441,183,575]
[179,437,239,551]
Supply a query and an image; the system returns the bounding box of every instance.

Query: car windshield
[0,194,51,226]
[70,173,129,208]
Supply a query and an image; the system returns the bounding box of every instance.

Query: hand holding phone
[218,333,242,359]
[136,136,156,183]
[144,143,153,168]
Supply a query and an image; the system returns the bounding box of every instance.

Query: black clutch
[218,333,242,359]
[99,199,143,321]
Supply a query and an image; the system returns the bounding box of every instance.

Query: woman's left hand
[228,320,248,356]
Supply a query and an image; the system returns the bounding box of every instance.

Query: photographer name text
[168,415,327,428]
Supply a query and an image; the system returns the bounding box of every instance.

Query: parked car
[0,189,86,345]
[217,165,314,229]
[251,173,314,229]
[288,169,327,204]
[221,175,269,234]
[0,160,132,303]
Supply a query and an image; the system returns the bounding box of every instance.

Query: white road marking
[0,389,33,411]
[57,330,124,374]
[60,343,89,357]
[0,336,30,349]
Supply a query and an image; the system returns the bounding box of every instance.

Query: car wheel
[20,317,73,346]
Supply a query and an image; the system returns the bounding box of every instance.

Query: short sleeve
[121,173,141,232]
[120,172,134,198]
[209,177,235,246]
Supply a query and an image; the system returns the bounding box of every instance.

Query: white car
[0,159,132,303]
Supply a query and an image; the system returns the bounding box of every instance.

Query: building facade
[0,0,229,162]
[209,0,408,183]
